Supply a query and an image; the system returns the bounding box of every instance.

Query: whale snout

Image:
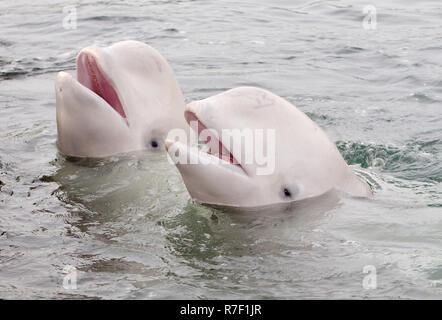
[55,71,74,92]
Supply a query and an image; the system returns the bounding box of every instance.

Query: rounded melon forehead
[194,87,303,130]
[97,40,170,78]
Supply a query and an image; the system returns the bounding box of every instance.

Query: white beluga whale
[166,86,372,208]
[55,40,187,158]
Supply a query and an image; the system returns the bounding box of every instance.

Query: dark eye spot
[150,140,158,148]
[280,184,299,200]
[283,188,291,197]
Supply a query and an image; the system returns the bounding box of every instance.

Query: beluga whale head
[166,86,372,208]
[55,40,187,158]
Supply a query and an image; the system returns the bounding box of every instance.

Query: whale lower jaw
[165,140,247,177]
[55,71,134,157]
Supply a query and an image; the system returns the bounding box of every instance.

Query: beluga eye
[283,188,291,197]
[280,184,299,200]
[150,140,159,148]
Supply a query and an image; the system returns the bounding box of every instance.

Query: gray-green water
[0,0,441,299]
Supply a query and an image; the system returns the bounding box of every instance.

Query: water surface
[0,0,441,299]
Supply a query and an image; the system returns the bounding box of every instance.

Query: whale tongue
[185,111,239,165]
[77,52,127,119]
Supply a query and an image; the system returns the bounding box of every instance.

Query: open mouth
[76,51,127,120]
[184,111,242,168]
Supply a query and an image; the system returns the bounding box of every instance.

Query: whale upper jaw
[75,48,128,122]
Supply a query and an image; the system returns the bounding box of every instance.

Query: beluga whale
[166,86,372,208]
[55,40,187,158]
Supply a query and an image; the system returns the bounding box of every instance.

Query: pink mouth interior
[184,111,240,166]
[77,52,127,119]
